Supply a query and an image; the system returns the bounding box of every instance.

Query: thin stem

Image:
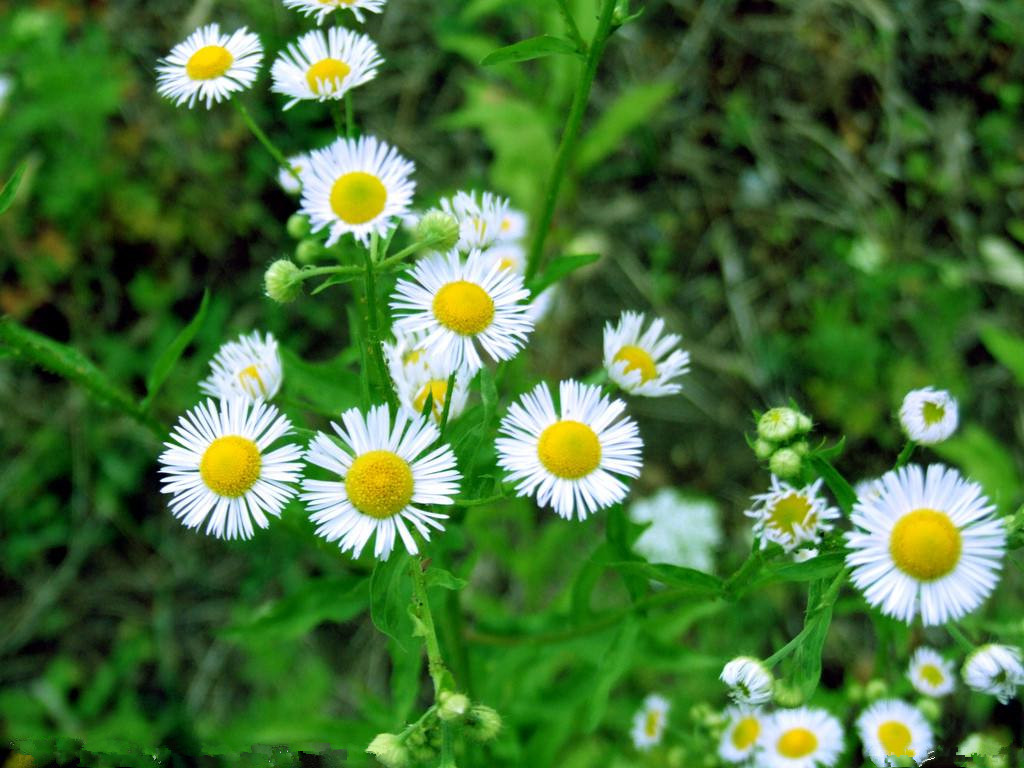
[410,557,451,696]
[524,0,617,282]
[894,440,916,469]
[555,0,588,53]
[296,264,363,282]
[377,235,445,270]
[233,102,300,182]
[363,234,398,411]
[345,92,356,138]
[946,623,976,653]
[764,568,848,668]
[438,371,457,436]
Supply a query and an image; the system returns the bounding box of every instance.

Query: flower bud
[438,690,470,722]
[466,704,502,742]
[757,407,800,442]
[415,210,460,252]
[264,259,302,303]
[286,213,311,240]
[915,697,941,722]
[791,440,810,456]
[753,438,775,461]
[772,679,804,708]
[864,679,888,701]
[769,447,802,480]
[796,413,813,433]
[295,238,324,264]
[366,733,409,768]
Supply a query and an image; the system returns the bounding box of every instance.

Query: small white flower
[282,0,386,24]
[200,331,283,402]
[907,647,955,698]
[278,153,309,195]
[745,476,840,553]
[385,332,471,425]
[301,135,415,246]
[855,699,934,766]
[496,206,527,242]
[962,644,1024,704]
[301,405,461,559]
[898,387,958,445]
[484,242,527,275]
[603,311,690,397]
[630,694,669,750]
[854,477,884,504]
[158,398,302,539]
[271,28,382,110]
[845,464,1006,626]
[720,657,774,706]
[390,249,534,374]
[439,190,510,252]
[758,707,844,768]
[496,380,643,521]
[719,706,764,763]
[156,24,263,109]
[629,489,721,572]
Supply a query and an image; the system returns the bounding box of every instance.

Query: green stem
[345,92,356,138]
[378,235,445,270]
[410,557,452,696]
[946,623,976,653]
[894,440,916,469]
[555,0,588,53]
[764,568,848,668]
[233,102,299,182]
[438,371,457,436]
[363,235,398,411]
[296,264,363,282]
[524,0,617,282]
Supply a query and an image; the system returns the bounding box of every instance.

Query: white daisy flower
[719,706,764,763]
[301,135,415,246]
[845,464,1006,626]
[603,311,691,397]
[856,699,934,766]
[496,206,527,242]
[282,0,386,24]
[745,476,840,553]
[854,477,884,504]
[158,398,302,539]
[758,707,844,768]
[630,694,669,751]
[385,337,471,425]
[907,647,955,697]
[156,24,263,109]
[271,28,382,111]
[496,380,643,521]
[300,405,461,560]
[200,331,283,402]
[962,644,1024,704]
[629,488,722,572]
[390,249,534,374]
[898,387,959,445]
[721,657,774,706]
[526,285,557,325]
[485,242,527,275]
[439,190,510,252]
[278,153,309,195]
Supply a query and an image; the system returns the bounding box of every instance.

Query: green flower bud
[295,238,324,265]
[366,733,409,768]
[846,681,864,704]
[264,259,302,303]
[915,697,941,722]
[753,438,775,461]
[864,679,888,701]
[757,407,800,441]
[465,704,502,742]
[791,440,810,456]
[796,413,813,433]
[415,210,460,252]
[286,213,311,240]
[438,691,470,722]
[769,447,802,479]
[772,680,804,708]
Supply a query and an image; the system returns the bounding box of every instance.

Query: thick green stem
[234,102,300,182]
[524,0,617,282]
[410,557,451,696]
[363,235,398,411]
[345,93,356,138]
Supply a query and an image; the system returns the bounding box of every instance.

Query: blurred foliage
[3,0,1024,766]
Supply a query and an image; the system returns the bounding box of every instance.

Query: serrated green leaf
[784,574,841,702]
[575,80,676,172]
[141,290,209,411]
[531,253,600,294]
[481,35,580,66]
[980,324,1024,386]
[370,552,413,647]
[750,552,845,589]
[581,619,638,732]
[808,455,857,514]
[0,161,27,215]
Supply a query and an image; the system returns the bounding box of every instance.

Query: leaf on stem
[0,160,27,215]
[370,552,413,647]
[141,290,209,412]
[530,253,600,294]
[575,80,676,173]
[481,35,581,66]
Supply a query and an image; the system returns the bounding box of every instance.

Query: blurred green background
[3,0,1024,765]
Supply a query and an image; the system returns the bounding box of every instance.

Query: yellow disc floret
[890,508,961,581]
[614,345,658,382]
[200,436,262,497]
[920,664,944,687]
[777,727,818,759]
[768,493,814,537]
[433,281,495,336]
[414,379,449,420]
[537,420,602,480]
[731,716,760,750]
[306,58,351,93]
[186,45,234,81]
[330,171,388,225]
[237,365,267,397]
[878,721,914,757]
[644,710,661,738]
[346,450,414,519]
[922,401,946,426]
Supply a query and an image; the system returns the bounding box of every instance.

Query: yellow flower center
[731,716,760,750]
[919,663,945,687]
[537,420,602,479]
[330,171,388,225]
[199,436,261,497]
[777,727,818,759]
[889,508,961,581]
[614,345,658,382]
[768,493,814,537]
[403,348,424,365]
[432,280,495,336]
[186,45,234,81]
[922,401,946,425]
[878,721,914,757]
[345,450,414,519]
[644,710,662,738]
[498,256,519,271]
[306,58,351,94]
[237,365,267,397]
[414,379,449,420]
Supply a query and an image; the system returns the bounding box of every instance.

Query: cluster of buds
[751,406,813,480]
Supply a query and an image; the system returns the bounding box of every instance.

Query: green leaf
[932,424,1021,512]
[575,80,677,173]
[424,566,467,591]
[609,561,723,596]
[531,253,600,293]
[784,574,842,702]
[750,552,846,589]
[481,35,581,66]
[370,552,413,647]
[581,619,639,732]
[0,161,27,215]
[980,324,1024,386]
[141,290,209,411]
[808,455,857,514]
[280,346,361,416]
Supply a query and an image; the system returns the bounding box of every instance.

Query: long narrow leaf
[0,161,27,215]
[481,35,580,66]
[141,290,209,411]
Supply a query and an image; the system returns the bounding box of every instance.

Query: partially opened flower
[630,694,669,751]
[962,644,1024,704]
[157,24,263,109]
[845,464,1005,626]
[386,337,471,425]
[719,706,764,763]
[282,0,386,24]
[200,331,283,402]
[898,387,958,445]
[856,699,933,766]
[603,311,690,397]
[278,153,309,195]
[496,380,642,520]
[301,405,460,559]
[721,657,774,706]
[301,135,415,246]
[159,399,302,539]
[439,190,510,252]
[907,647,955,698]
[271,28,381,110]
[758,707,844,768]
[745,476,839,553]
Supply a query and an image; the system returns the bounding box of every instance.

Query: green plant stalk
[555,0,588,53]
[764,568,848,668]
[894,440,916,469]
[298,264,364,282]
[524,0,618,282]
[438,371,457,436]
[363,235,398,411]
[345,93,355,138]
[946,623,976,653]
[234,102,300,182]
[410,557,451,697]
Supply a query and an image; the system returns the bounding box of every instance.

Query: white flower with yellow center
[496,380,643,521]
[629,488,721,572]
[856,699,934,766]
[439,190,510,252]
[159,398,302,539]
[157,24,263,109]
[486,242,527,275]
[630,694,669,750]
[385,334,471,425]
[282,0,386,24]
[603,311,690,397]
[720,706,764,763]
[200,331,283,402]
[497,206,527,242]
[745,476,840,553]
[907,647,955,697]
[301,135,415,246]
[845,464,1006,626]
[301,405,461,559]
[758,707,844,768]
[898,387,958,445]
[278,153,309,195]
[390,249,534,374]
[271,28,381,111]
[721,657,774,706]
[962,644,1024,704]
